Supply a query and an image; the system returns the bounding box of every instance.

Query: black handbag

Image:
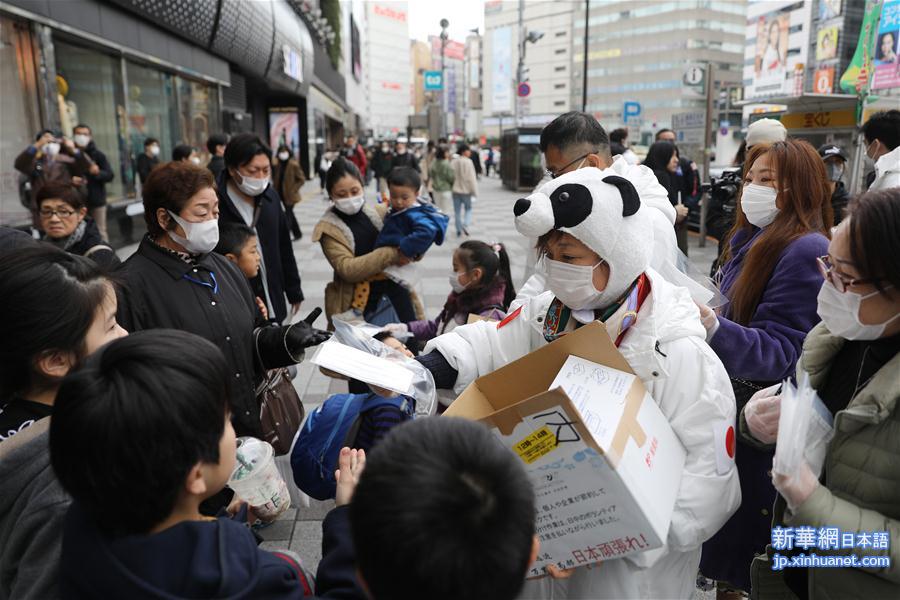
[253,329,305,455]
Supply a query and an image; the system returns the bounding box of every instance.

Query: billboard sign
[873,0,900,90]
[816,26,839,61]
[424,70,443,91]
[814,67,835,93]
[744,0,812,99]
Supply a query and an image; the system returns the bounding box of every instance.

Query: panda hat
[513,167,654,308]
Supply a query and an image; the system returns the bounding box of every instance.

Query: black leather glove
[255,308,331,369]
[284,308,331,359]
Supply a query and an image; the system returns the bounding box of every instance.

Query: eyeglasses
[39,208,77,219]
[545,153,592,179]
[816,255,880,292]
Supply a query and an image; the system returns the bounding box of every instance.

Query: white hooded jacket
[425,269,741,599]
[869,145,900,191]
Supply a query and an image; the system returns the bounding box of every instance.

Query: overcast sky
[407,0,486,43]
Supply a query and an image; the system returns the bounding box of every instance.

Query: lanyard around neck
[182,270,219,294]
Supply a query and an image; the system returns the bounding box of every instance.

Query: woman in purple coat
[385,240,516,342]
[697,139,833,596]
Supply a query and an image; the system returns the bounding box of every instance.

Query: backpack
[290,392,414,500]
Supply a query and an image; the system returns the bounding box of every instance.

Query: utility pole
[699,62,715,248]
[582,0,589,112]
[440,18,449,139]
[515,0,524,128]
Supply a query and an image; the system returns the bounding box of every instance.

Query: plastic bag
[328,319,436,418]
[657,249,730,309]
[773,373,834,480]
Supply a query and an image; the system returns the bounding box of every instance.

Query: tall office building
[572,0,746,144]
[365,1,412,138]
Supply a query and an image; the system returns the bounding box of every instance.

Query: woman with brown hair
[698,138,833,596]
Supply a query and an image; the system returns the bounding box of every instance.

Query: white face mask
[235,171,269,196]
[278,151,290,161]
[190,156,201,165]
[864,140,878,167]
[45,142,61,156]
[333,194,365,215]
[741,183,781,228]
[817,279,899,340]
[449,271,468,294]
[543,257,607,310]
[167,210,219,255]
[149,145,160,157]
[73,134,91,148]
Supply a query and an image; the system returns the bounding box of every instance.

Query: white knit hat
[746,118,787,147]
[513,167,653,307]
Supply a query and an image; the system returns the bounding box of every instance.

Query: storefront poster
[269,109,300,157]
[816,26,839,61]
[814,67,835,93]
[744,0,812,99]
[873,0,900,90]
[841,0,882,93]
[820,0,842,21]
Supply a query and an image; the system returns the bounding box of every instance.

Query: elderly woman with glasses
[36,181,119,268]
[740,188,900,599]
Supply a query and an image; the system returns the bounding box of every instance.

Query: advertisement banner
[873,0,900,90]
[744,0,812,99]
[269,108,300,157]
[814,67,835,93]
[820,0,842,21]
[840,0,882,93]
[816,26,840,61]
[492,27,513,113]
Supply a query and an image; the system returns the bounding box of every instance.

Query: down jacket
[426,268,741,599]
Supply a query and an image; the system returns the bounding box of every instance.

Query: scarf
[46,220,87,252]
[437,276,508,332]
[543,273,650,346]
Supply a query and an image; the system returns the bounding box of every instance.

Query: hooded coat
[425,270,741,598]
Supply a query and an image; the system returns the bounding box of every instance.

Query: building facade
[0,0,347,239]
[463,31,484,140]
[572,0,746,148]
[364,1,411,139]
[482,0,575,138]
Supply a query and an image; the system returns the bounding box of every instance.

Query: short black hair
[206,133,228,153]
[861,110,900,151]
[655,128,675,140]
[172,144,194,162]
[609,128,628,144]
[50,330,231,537]
[73,123,91,134]
[540,111,610,156]
[436,147,447,160]
[0,245,111,396]
[847,188,900,296]
[457,143,470,155]
[325,157,364,194]
[144,137,159,148]
[224,133,272,171]
[387,166,421,191]
[350,417,535,600]
[215,221,256,256]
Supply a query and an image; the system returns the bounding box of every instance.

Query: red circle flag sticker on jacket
[714,419,737,475]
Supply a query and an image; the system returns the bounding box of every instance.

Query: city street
[188,174,719,582]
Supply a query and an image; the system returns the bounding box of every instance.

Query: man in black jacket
[818,143,850,224]
[73,124,115,241]
[206,133,228,181]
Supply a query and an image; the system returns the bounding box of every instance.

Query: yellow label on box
[514,426,558,464]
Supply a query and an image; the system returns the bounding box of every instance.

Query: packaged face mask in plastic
[773,373,834,481]
[314,319,436,418]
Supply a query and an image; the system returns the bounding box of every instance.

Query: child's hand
[255,296,268,320]
[334,447,366,507]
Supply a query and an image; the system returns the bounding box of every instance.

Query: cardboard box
[445,322,686,576]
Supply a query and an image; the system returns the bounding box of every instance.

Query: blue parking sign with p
[624,102,641,124]
[424,71,443,91]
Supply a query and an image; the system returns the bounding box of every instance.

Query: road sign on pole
[424,71,443,91]
[623,101,641,123]
[517,82,531,97]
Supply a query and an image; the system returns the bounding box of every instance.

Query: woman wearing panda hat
[417,167,741,599]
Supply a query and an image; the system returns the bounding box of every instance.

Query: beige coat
[272,158,305,207]
[312,203,425,327]
[451,156,478,196]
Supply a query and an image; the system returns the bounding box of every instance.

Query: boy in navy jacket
[375,166,448,261]
[49,330,364,599]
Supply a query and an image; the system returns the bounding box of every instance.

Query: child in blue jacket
[375,166,449,260]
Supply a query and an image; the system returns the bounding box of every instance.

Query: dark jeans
[367,280,416,323]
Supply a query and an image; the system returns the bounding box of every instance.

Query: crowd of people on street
[1,106,898,600]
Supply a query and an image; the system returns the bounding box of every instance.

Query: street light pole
[582,0,589,112]
[440,18,449,139]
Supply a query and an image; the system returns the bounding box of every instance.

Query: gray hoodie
[0,418,68,600]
